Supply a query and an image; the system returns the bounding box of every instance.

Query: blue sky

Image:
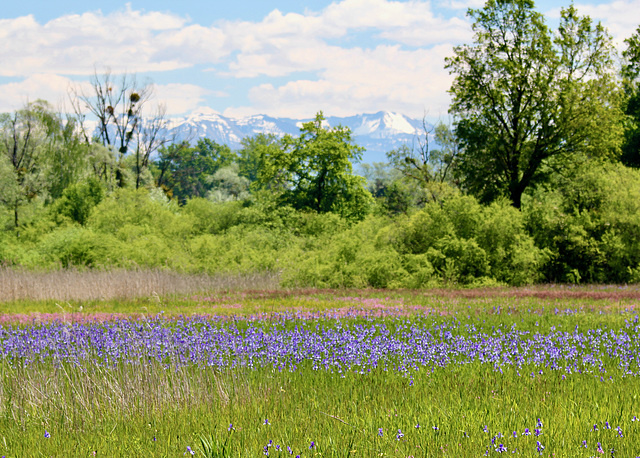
[1,0,638,120]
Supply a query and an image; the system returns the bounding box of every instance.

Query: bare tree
[133,103,172,189]
[69,69,154,187]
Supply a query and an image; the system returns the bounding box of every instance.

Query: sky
[1,0,638,121]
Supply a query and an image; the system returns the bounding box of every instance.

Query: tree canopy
[446,0,624,208]
[256,112,373,220]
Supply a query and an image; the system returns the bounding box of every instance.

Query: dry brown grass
[0,267,280,302]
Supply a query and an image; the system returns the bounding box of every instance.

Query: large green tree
[446,0,623,208]
[621,25,640,167]
[256,112,372,220]
[155,138,236,204]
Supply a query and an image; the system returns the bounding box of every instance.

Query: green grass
[2,362,639,456]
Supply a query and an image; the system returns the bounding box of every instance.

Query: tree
[256,112,373,220]
[621,25,640,167]
[155,138,236,204]
[206,164,251,202]
[0,101,60,233]
[386,120,460,203]
[46,114,91,200]
[70,69,156,187]
[237,133,280,184]
[132,104,170,189]
[446,0,623,208]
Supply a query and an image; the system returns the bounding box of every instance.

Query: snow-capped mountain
[166,110,425,163]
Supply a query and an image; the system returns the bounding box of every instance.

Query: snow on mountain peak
[187,106,223,122]
[163,109,424,163]
[382,111,418,135]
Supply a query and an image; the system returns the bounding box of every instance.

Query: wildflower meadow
[2,286,640,456]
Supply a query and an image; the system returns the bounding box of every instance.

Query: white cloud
[572,0,640,44]
[0,73,81,113]
[0,7,228,78]
[219,0,472,80]
[224,44,455,119]
[437,0,485,9]
[152,83,226,116]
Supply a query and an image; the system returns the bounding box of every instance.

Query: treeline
[1,0,640,287]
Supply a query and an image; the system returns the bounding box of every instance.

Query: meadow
[1,272,640,457]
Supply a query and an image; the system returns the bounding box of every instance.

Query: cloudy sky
[1,0,638,121]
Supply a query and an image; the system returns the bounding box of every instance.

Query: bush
[525,161,640,283]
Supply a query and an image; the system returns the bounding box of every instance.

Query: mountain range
[165,109,426,163]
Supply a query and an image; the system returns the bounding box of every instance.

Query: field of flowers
[2,287,640,456]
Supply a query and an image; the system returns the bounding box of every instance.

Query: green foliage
[446,0,623,208]
[37,226,120,268]
[0,100,61,230]
[182,198,244,235]
[237,133,280,183]
[622,25,640,167]
[155,139,236,203]
[51,178,105,225]
[256,112,373,220]
[525,160,640,283]
[206,164,250,202]
[385,122,460,205]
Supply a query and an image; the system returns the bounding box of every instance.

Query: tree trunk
[14,204,19,237]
